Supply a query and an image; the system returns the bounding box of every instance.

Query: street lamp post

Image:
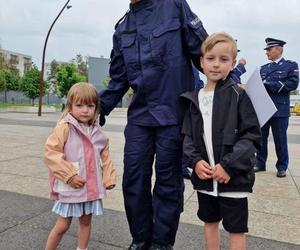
[38,0,72,116]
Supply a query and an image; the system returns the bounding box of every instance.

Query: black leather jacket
[181,78,261,193]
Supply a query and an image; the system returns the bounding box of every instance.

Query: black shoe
[149,243,173,250]
[276,170,286,178]
[128,241,149,250]
[254,166,266,172]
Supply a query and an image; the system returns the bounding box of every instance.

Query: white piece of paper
[245,68,277,127]
[56,162,80,193]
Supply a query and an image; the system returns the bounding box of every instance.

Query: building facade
[88,56,130,107]
[0,49,32,76]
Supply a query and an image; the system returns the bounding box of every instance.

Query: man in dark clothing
[99,0,208,249]
[255,37,299,177]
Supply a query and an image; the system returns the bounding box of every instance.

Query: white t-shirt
[197,88,248,198]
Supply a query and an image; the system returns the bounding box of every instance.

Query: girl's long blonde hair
[60,82,100,124]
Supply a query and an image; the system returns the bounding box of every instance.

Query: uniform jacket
[44,113,116,203]
[231,63,246,84]
[260,58,299,117]
[181,78,261,193]
[100,0,208,126]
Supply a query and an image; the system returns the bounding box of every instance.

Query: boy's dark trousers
[123,123,184,246]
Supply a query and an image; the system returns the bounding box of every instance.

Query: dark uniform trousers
[99,0,209,246]
[257,117,289,171]
[123,124,184,245]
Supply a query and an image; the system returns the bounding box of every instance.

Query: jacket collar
[180,76,236,108]
[130,0,153,12]
[63,113,100,131]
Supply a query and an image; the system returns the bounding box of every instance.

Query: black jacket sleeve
[220,91,261,176]
[182,105,203,169]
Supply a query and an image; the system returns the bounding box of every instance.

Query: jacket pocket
[121,33,140,80]
[150,18,181,58]
[121,33,138,64]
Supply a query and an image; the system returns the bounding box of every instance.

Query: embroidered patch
[190,17,201,26]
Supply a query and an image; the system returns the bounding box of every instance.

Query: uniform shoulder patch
[190,17,201,26]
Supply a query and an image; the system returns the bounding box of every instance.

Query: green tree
[71,54,88,79]
[102,76,111,89]
[0,69,6,92]
[291,90,299,95]
[47,60,59,83]
[20,65,48,105]
[56,63,86,97]
[5,69,20,91]
[0,68,20,102]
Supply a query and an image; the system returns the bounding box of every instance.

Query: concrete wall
[88,56,129,107]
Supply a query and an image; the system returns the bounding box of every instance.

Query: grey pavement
[0,110,300,250]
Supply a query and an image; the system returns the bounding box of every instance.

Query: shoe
[276,170,286,178]
[254,166,266,172]
[128,241,149,250]
[182,167,192,179]
[149,243,173,250]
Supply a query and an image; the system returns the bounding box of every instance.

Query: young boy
[181,32,261,250]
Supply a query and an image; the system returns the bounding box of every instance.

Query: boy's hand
[69,175,86,189]
[212,164,230,184]
[195,160,213,180]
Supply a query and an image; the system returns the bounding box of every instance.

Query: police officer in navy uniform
[255,38,299,177]
[99,0,208,249]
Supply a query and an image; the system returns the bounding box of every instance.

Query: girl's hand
[106,184,116,190]
[194,160,213,180]
[69,175,86,189]
[212,164,230,184]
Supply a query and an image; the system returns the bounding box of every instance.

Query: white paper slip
[56,162,80,193]
[245,68,277,127]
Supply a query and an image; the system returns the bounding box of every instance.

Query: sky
[0,0,300,83]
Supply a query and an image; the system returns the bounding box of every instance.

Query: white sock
[76,248,87,250]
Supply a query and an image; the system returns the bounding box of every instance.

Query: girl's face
[200,42,236,84]
[71,102,96,125]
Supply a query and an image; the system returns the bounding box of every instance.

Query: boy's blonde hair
[61,82,100,123]
[201,32,238,59]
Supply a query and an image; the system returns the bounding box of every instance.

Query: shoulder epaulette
[261,63,270,68]
[285,59,297,64]
[114,9,130,30]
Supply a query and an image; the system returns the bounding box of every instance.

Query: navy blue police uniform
[256,38,299,176]
[231,63,246,83]
[99,0,208,247]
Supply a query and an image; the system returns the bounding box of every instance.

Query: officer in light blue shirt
[255,37,299,177]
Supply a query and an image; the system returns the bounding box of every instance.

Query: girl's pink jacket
[44,113,116,203]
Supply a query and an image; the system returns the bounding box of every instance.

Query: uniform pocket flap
[153,19,181,37]
[121,34,136,48]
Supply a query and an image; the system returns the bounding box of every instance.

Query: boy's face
[200,42,236,83]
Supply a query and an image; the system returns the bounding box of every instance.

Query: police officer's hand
[212,164,230,184]
[195,160,213,180]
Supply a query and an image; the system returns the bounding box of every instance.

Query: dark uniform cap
[264,37,286,50]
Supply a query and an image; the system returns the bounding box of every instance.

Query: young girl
[44,82,116,250]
